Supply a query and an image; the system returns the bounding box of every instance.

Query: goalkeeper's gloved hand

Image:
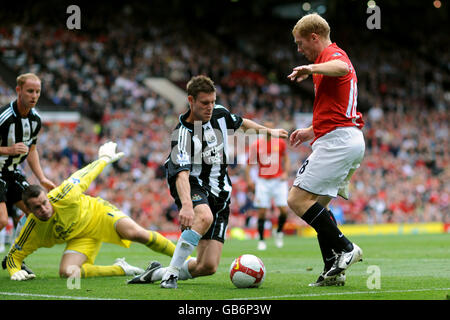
[11,270,35,281]
[98,142,125,164]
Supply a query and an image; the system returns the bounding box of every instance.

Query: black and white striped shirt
[165,104,243,202]
[0,100,42,174]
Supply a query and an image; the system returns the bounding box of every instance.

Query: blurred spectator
[61,139,86,169]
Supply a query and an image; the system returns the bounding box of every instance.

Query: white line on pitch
[0,291,128,300]
[230,287,450,300]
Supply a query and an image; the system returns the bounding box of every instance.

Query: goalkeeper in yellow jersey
[4,141,176,281]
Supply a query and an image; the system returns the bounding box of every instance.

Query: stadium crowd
[0,5,448,232]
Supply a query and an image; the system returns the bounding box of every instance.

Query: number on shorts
[299,160,309,174]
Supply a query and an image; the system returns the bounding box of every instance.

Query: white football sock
[166,239,195,276]
[151,267,166,282]
[168,230,201,273]
[179,257,195,280]
[152,257,196,282]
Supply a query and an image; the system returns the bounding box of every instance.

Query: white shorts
[293,126,365,199]
[254,177,288,208]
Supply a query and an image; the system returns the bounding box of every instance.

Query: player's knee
[59,268,70,278]
[116,218,145,242]
[287,192,300,213]
[257,209,266,219]
[279,206,289,216]
[287,194,309,216]
[197,262,217,276]
[59,265,81,278]
[197,211,213,228]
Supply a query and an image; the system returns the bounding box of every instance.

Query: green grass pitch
[0,233,449,301]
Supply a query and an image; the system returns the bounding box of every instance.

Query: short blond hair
[292,13,330,39]
[16,73,41,87]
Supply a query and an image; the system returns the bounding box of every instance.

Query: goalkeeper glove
[98,142,125,164]
[11,270,35,281]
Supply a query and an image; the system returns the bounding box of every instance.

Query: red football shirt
[311,43,364,143]
[247,137,287,179]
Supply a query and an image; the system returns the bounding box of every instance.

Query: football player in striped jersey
[128,75,288,289]
[1,73,56,275]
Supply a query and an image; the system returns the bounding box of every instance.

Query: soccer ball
[229,254,265,288]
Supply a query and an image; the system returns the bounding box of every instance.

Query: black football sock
[328,210,337,225]
[302,202,353,253]
[317,210,338,270]
[257,218,265,241]
[277,214,287,233]
[317,233,337,271]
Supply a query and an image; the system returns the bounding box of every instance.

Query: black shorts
[0,170,30,217]
[170,182,230,243]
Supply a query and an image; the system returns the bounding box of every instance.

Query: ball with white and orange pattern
[229,254,265,288]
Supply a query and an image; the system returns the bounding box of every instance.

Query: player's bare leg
[115,216,176,257]
[14,201,30,216]
[59,251,86,278]
[12,201,32,238]
[188,239,223,277]
[287,186,318,217]
[0,203,8,231]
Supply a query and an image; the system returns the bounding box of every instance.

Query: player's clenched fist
[11,270,35,281]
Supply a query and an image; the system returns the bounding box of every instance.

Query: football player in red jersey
[245,121,290,251]
[287,13,365,287]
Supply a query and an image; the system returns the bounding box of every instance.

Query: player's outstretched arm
[27,144,57,191]
[288,60,349,82]
[241,119,289,139]
[6,219,38,281]
[175,170,195,231]
[309,60,349,77]
[287,65,312,82]
[65,142,125,194]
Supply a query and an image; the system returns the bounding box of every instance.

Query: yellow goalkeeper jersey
[5,159,113,276]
